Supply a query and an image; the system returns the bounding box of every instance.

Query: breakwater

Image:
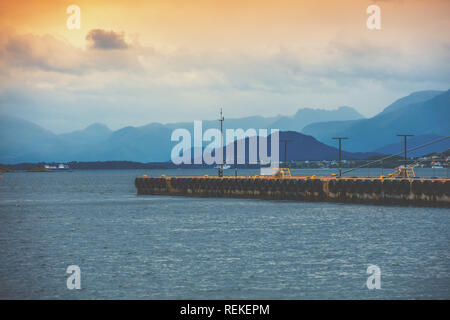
[135,176,450,207]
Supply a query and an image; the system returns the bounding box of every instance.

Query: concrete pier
[135,176,450,208]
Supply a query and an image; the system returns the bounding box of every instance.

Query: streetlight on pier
[280,139,293,168]
[332,137,348,177]
[396,134,414,165]
[218,108,224,177]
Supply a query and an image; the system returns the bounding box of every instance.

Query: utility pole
[397,134,414,166]
[332,137,348,177]
[280,139,293,167]
[234,139,238,177]
[218,108,224,177]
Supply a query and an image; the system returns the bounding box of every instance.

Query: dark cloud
[0,32,141,75]
[86,29,129,50]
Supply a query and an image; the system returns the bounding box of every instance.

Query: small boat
[214,165,231,169]
[44,164,71,171]
[431,165,444,169]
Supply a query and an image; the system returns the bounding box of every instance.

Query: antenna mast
[218,108,224,177]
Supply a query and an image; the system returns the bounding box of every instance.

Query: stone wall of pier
[135,176,450,208]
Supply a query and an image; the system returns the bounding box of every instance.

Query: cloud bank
[0,26,449,133]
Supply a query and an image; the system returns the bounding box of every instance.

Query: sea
[0,168,449,299]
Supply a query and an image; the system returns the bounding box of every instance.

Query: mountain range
[0,106,366,163]
[0,89,448,164]
[302,90,450,152]
[162,105,363,133]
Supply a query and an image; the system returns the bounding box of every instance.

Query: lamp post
[397,134,414,165]
[218,108,224,177]
[332,137,348,177]
[280,139,293,167]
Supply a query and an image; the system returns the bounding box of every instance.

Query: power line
[341,135,450,175]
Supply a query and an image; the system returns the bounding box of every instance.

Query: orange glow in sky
[0,0,449,131]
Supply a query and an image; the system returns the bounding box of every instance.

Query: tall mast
[218,108,224,177]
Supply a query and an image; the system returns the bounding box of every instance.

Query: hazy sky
[0,0,449,133]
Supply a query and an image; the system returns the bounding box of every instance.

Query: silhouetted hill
[273,131,377,161]
[190,131,378,164]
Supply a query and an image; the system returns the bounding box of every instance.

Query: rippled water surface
[0,170,449,299]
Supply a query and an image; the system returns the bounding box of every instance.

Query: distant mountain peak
[337,105,356,111]
[57,122,112,146]
[293,105,363,117]
[381,90,444,114]
[408,90,445,98]
[85,123,111,132]
[268,105,364,132]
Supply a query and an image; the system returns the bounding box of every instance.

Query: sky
[0,0,449,133]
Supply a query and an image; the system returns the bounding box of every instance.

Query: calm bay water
[0,169,449,299]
